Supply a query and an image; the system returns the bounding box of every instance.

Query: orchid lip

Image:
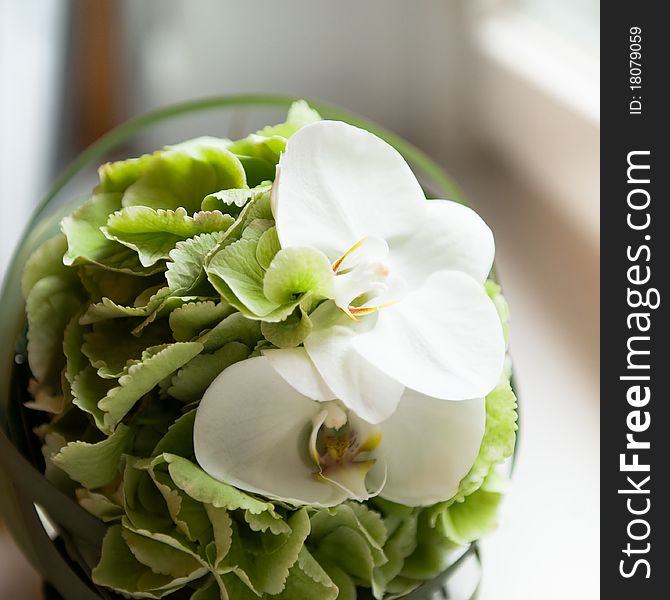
[309,402,382,478]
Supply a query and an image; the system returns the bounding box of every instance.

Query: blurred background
[1,0,599,598]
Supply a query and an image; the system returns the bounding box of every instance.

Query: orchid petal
[304,302,405,424]
[389,200,495,287]
[372,391,486,506]
[353,271,505,401]
[194,356,349,507]
[272,121,425,259]
[263,347,336,402]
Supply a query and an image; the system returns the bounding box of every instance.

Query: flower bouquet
[0,97,517,600]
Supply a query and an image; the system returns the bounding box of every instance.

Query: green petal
[372,510,419,596]
[52,424,133,488]
[71,365,114,430]
[257,100,322,139]
[256,226,281,269]
[198,312,262,352]
[26,275,83,387]
[263,247,334,304]
[121,521,206,577]
[206,238,299,321]
[486,279,511,342]
[447,374,518,505]
[61,193,159,274]
[162,454,274,515]
[82,320,172,379]
[222,508,311,595]
[201,183,272,215]
[169,301,235,342]
[243,509,292,536]
[76,488,125,522]
[123,457,175,532]
[166,232,228,295]
[167,341,250,403]
[273,547,338,600]
[260,307,312,348]
[98,152,154,193]
[151,410,197,458]
[204,504,233,569]
[78,265,162,305]
[438,472,506,545]
[80,287,172,324]
[21,233,77,298]
[103,206,234,267]
[122,137,247,214]
[98,342,204,433]
[63,312,87,385]
[92,526,206,598]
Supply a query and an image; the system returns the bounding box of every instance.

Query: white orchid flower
[194,354,485,507]
[270,120,505,423]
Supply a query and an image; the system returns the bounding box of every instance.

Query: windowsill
[469,8,600,245]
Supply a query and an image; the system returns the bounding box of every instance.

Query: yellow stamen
[332,237,367,273]
[348,299,400,316]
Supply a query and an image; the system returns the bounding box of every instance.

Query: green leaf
[122,137,247,213]
[92,526,206,598]
[162,454,274,515]
[167,341,250,403]
[103,206,234,267]
[52,424,133,488]
[61,193,159,274]
[263,247,334,304]
[201,183,272,215]
[169,301,235,342]
[98,342,204,432]
[166,232,228,295]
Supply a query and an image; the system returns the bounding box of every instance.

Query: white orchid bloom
[194,354,485,507]
[269,120,505,423]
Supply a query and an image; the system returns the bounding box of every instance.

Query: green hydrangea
[22,102,517,599]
